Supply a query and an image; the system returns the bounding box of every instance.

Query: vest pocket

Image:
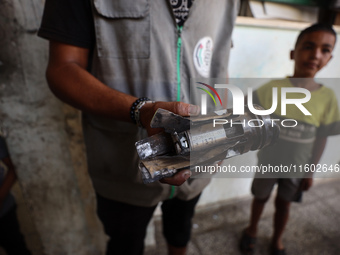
[93,0,150,59]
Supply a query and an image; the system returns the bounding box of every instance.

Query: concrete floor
[146,178,340,255]
[1,178,339,255]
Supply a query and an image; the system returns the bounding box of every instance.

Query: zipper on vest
[168,25,183,200]
[176,25,183,102]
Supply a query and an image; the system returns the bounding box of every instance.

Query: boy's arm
[300,136,327,191]
[0,157,17,210]
[310,137,327,165]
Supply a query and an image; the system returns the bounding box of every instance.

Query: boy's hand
[299,178,313,191]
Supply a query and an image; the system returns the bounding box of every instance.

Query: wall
[0,1,106,254]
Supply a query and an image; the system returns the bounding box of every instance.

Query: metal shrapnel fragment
[136,106,279,183]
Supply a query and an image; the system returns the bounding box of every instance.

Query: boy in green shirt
[240,24,340,255]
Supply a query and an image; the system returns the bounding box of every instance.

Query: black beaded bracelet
[130,97,150,125]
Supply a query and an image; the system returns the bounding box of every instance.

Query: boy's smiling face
[291,31,336,78]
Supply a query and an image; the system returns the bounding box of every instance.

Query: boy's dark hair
[295,23,337,47]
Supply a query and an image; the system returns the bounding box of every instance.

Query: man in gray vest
[38,0,240,254]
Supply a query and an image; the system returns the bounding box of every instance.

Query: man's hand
[139,101,200,136]
[139,102,198,186]
[299,178,313,191]
[159,169,192,186]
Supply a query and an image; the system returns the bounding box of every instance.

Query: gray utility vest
[83,0,239,207]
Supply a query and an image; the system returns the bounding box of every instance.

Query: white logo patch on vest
[193,37,213,78]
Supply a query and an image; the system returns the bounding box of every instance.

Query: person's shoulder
[38,0,95,49]
[316,85,338,102]
[319,85,336,94]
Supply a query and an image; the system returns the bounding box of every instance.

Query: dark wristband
[130,97,151,126]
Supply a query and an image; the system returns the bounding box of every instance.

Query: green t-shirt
[253,78,340,172]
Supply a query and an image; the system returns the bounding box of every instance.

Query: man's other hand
[159,169,192,186]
